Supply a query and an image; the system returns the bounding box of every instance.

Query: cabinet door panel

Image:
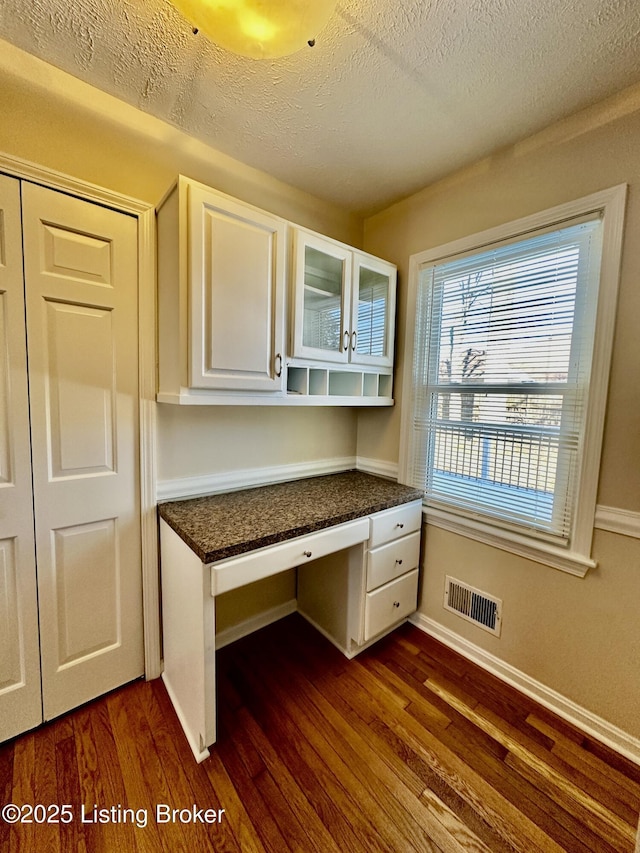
[351,254,396,367]
[189,185,286,391]
[292,229,351,363]
[22,182,143,722]
[0,175,42,742]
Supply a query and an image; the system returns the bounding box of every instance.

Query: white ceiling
[1,0,640,215]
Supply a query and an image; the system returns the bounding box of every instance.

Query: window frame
[399,185,627,576]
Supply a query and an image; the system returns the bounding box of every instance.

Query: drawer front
[210,516,369,595]
[369,501,422,548]
[364,569,419,642]
[367,531,420,591]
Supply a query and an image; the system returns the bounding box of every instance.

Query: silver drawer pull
[393,601,400,608]
[396,522,404,529]
[303,550,313,558]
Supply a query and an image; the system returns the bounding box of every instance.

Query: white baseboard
[356,456,399,480]
[595,505,640,539]
[157,456,357,501]
[215,600,298,650]
[410,613,640,767]
[157,455,402,501]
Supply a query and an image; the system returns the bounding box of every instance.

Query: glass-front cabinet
[292,230,351,363]
[291,228,396,369]
[351,254,396,368]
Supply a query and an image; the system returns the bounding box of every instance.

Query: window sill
[423,504,595,577]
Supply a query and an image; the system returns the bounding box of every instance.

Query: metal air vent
[444,576,502,636]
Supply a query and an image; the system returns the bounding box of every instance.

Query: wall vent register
[444,576,502,636]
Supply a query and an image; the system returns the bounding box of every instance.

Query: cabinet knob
[396,522,404,529]
[393,601,400,608]
[303,550,312,558]
[395,559,403,565]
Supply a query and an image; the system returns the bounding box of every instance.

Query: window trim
[399,185,627,576]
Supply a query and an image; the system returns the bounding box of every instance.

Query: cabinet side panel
[157,186,183,396]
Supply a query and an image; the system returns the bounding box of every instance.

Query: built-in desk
[158,471,423,762]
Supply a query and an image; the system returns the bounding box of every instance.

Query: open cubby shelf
[286,365,393,404]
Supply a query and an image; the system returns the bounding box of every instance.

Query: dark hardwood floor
[2,614,639,852]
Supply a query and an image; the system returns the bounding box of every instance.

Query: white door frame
[0,151,161,679]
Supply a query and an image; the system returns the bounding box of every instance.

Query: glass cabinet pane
[302,246,345,353]
[356,267,389,357]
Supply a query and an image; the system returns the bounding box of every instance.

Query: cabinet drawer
[366,531,420,591]
[369,500,422,548]
[364,569,419,642]
[210,517,369,596]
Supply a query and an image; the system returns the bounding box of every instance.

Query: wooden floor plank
[478,704,640,824]
[242,631,498,853]
[1,614,638,853]
[527,713,640,808]
[219,653,388,853]
[329,667,567,852]
[425,677,636,850]
[55,734,87,853]
[223,642,415,853]
[74,702,141,853]
[105,688,178,852]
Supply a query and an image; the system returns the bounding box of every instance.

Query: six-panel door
[22,182,144,722]
[0,175,42,742]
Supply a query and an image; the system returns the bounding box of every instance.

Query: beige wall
[361,83,640,739]
[0,41,362,489]
[4,39,638,742]
[0,41,363,631]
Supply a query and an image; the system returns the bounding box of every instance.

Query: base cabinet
[159,492,422,761]
[297,500,423,657]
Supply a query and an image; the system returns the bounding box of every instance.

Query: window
[400,187,626,575]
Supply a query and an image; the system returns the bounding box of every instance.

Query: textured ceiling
[1,0,640,215]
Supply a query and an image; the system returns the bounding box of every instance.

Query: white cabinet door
[22,183,144,721]
[291,229,352,363]
[188,181,286,391]
[0,175,42,742]
[350,253,396,368]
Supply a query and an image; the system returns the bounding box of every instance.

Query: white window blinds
[407,215,604,543]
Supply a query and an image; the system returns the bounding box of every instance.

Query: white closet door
[22,182,144,720]
[0,175,42,742]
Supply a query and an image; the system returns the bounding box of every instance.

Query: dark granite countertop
[158,470,423,564]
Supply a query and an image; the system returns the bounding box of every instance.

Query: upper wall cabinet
[156,176,396,405]
[157,176,287,403]
[291,228,396,369]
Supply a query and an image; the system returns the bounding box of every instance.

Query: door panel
[53,519,119,665]
[45,301,116,477]
[22,182,143,721]
[41,223,112,285]
[0,174,42,742]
